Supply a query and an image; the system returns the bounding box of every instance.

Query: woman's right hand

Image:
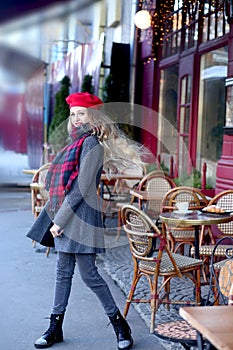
[50,223,64,237]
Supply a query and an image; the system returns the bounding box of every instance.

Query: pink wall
[0,93,27,153]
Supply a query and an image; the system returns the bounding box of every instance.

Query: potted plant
[173,169,215,198]
[81,74,94,94]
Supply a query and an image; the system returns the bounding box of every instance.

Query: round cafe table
[159,211,233,259]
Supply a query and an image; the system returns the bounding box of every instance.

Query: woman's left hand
[50,224,64,237]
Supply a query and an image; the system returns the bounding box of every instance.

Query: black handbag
[26,208,55,247]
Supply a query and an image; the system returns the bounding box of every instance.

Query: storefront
[135,0,233,191]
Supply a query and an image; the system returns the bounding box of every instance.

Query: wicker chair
[116,170,176,239]
[192,237,233,349]
[190,190,233,280]
[136,170,176,216]
[208,236,233,305]
[161,186,210,254]
[30,162,51,256]
[30,163,51,219]
[121,204,203,333]
[154,236,233,349]
[100,165,145,234]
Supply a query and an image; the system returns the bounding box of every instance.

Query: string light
[135,0,227,65]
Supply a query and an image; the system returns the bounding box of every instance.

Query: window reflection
[158,65,178,166]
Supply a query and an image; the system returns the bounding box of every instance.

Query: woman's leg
[76,253,118,316]
[76,254,133,350]
[52,252,76,314]
[34,252,76,349]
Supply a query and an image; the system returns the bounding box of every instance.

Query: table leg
[196,332,205,350]
[194,226,200,259]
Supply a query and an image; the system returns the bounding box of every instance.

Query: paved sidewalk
[0,191,167,350]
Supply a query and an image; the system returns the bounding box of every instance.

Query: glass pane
[217,10,226,37]
[173,13,178,31]
[197,46,228,171]
[203,0,210,15]
[181,77,186,105]
[184,106,190,133]
[187,75,191,103]
[178,135,189,174]
[226,85,233,126]
[174,0,182,12]
[180,106,190,134]
[159,65,178,128]
[209,14,215,41]
[181,75,191,104]
[202,16,208,42]
[180,107,185,133]
[183,1,199,49]
[158,65,179,165]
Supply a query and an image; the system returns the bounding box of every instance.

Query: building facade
[134,0,233,191]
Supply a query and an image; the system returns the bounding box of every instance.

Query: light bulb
[134,10,151,29]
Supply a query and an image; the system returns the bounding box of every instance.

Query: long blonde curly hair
[67,107,147,174]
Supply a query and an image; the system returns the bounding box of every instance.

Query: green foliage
[102,73,128,102]
[146,162,169,175]
[102,74,114,103]
[81,74,94,94]
[49,121,70,154]
[48,75,71,153]
[173,168,213,189]
[144,163,214,189]
[49,75,71,137]
[174,169,202,188]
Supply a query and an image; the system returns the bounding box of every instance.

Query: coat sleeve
[26,204,54,247]
[52,136,103,229]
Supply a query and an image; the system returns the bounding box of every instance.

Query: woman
[27,92,146,350]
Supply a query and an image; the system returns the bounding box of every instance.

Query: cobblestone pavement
[99,217,211,350]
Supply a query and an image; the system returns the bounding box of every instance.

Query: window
[197,46,228,175]
[162,0,229,59]
[202,0,228,41]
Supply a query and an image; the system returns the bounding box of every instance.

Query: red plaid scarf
[45,130,91,211]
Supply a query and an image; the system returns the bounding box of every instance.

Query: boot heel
[54,334,63,343]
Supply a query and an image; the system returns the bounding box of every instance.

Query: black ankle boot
[34,314,64,349]
[109,310,133,350]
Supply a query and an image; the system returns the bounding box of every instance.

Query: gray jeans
[52,252,118,317]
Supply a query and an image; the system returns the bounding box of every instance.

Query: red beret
[66,92,103,108]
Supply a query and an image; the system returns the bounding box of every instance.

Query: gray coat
[27,135,105,254]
